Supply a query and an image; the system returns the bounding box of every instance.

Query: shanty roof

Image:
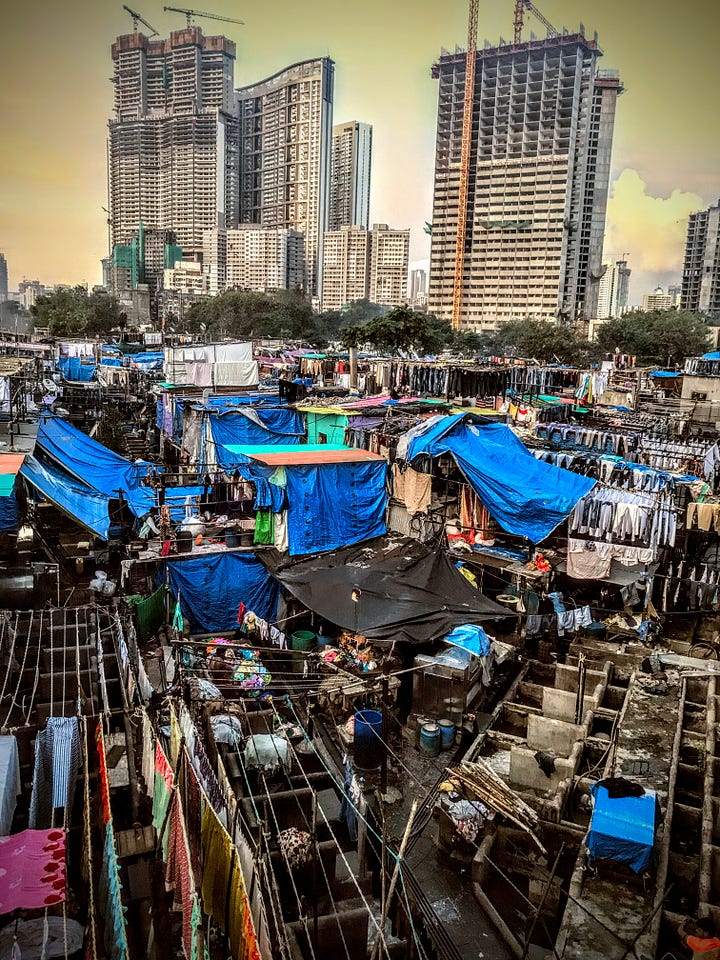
[227,443,385,466]
[0,454,25,497]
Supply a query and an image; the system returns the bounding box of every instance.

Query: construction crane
[122,5,159,36]
[514,0,558,44]
[450,0,478,330]
[163,6,244,28]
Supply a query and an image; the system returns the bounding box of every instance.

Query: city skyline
[0,0,717,304]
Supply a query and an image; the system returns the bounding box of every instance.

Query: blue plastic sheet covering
[36,417,152,517]
[703,351,720,360]
[650,371,680,378]
[100,357,123,367]
[444,624,492,657]
[406,414,596,543]
[162,485,205,521]
[162,552,279,632]
[201,394,281,408]
[0,485,18,532]
[208,409,305,469]
[284,460,387,556]
[57,356,96,382]
[20,455,110,539]
[586,783,660,873]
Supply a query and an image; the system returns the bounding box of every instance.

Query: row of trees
[28,285,712,367]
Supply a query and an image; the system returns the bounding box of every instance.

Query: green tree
[31,287,122,338]
[594,309,710,365]
[341,305,451,355]
[478,319,596,365]
[185,289,321,341]
[451,330,485,356]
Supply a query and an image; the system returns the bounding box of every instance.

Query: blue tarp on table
[405,413,596,543]
[20,455,110,539]
[162,551,279,632]
[586,783,660,873]
[284,460,387,556]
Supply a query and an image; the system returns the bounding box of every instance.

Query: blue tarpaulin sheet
[444,624,492,657]
[586,783,660,873]
[208,409,305,470]
[650,371,680,378]
[702,351,720,360]
[36,417,153,517]
[406,414,596,543]
[284,460,387,556]
[20,455,110,539]
[57,357,96,382]
[161,485,205,521]
[0,485,18,532]
[162,552,279,633]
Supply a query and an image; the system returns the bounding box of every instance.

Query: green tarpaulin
[127,584,166,642]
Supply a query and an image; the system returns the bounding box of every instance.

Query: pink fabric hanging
[0,828,66,913]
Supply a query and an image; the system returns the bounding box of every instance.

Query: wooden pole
[370,799,418,960]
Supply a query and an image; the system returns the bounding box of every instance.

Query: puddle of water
[430,896,461,923]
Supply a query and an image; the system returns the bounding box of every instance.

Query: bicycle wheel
[689,642,719,661]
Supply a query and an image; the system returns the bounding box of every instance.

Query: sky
[0,0,718,304]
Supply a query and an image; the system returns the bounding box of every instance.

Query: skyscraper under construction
[428,20,622,330]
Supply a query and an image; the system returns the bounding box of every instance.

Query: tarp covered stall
[162,551,279,633]
[586,783,660,873]
[35,417,153,517]
[163,342,258,387]
[402,413,596,543]
[228,447,388,556]
[262,539,513,645]
[0,454,25,533]
[20,455,111,540]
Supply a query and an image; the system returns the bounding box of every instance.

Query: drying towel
[0,828,66,912]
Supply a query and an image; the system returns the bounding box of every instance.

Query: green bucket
[291,630,316,652]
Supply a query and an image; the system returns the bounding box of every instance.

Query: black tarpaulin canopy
[260,538,514,645]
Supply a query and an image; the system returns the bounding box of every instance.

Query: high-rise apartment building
[682,200,720,321]
[202,226,305,294]
[321,224,409,311]
[409,268,428,301]
[18,280,46,311]
[236,58,334,298]
[369,225,410,307]
[321,226,370,311]
[329,121,372,231]
[428,30,622,329]
[108,27,239,275]
[596,258,631,319]
[0,254,8,303]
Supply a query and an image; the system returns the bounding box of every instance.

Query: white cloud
[604,169,704,298]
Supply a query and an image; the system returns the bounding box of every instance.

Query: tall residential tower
[236,58,334,298]
[428,29,622,329]
[329,121,372,230]
[682,200,720,321]
[0,254,7,303]
[597,258,631,319]
[108,27,239,272]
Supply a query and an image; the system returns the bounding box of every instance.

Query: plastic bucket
[438,719,455,750]
[225,529,240,548]
[291,630,316,651]
[419,723,441,757]
[415,715,430,745]
[354,709,383,771]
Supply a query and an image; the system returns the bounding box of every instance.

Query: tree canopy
[594,309,710,365]
[341,305,451,355]
[476,319,596,365]
[31,287,124,338]
[186,289,324,343]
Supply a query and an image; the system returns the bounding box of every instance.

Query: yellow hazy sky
[0,0,718,302]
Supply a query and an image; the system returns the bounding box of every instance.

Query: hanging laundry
[28,716,82,829]
[0,828,66,912]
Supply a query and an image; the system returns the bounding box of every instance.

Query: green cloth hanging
[126,584,166,642]
[253,510,274,545]
[172,599,184,633]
